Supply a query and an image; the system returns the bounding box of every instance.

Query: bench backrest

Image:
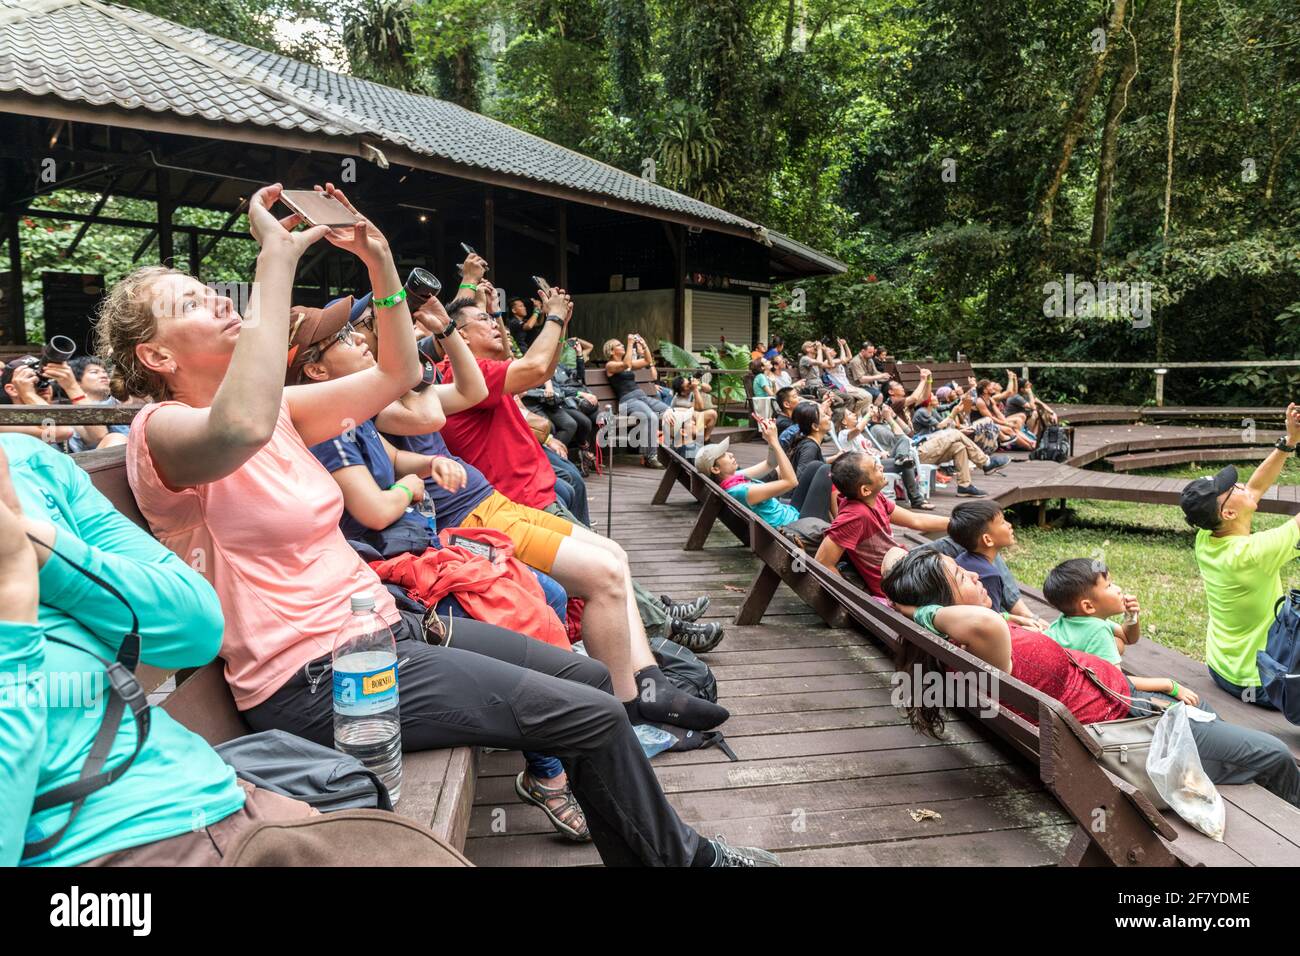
[583,366,661,410]
[891,361,975,393]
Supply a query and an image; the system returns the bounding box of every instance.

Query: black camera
[404,267,442,310]
[17,335,77,391]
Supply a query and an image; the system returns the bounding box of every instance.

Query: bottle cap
[350,591,376,612]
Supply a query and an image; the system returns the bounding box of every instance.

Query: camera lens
[42,335,76,364]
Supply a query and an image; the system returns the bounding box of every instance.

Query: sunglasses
[303,322,359,364]
[1217,482,1246,520]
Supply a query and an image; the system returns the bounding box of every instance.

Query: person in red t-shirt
[878,548,1300,807]
[812,452,948,596]
[436,279,727,732]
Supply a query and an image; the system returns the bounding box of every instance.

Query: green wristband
[458,282,478,291]
[1170,680,1180,699]
[390,481,413,504]
[373,287,407,309]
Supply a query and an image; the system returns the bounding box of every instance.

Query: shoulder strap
[21,540,152,861]
[1061,649,1164,717]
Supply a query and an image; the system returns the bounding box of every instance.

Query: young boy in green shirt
[1041,557,1200,704]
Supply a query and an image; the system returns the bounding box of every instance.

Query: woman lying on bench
[97,182,775,867]
[881,548,1300,808]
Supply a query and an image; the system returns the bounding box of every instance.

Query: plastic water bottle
[333,592,402,802]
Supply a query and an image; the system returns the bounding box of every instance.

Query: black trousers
[244,617,702,866]
[791,460,834,520]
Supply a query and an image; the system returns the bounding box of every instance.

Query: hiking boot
[669,619,725,653]
[642,456,665,469]
[956,483,987,497]
[661,594,710,622]
[982,455,1010,474]
[711,835,781,867]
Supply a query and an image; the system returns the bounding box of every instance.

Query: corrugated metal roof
[0,0,845,273]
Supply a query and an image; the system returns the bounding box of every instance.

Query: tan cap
[693,437,731,478]
[286,296,354,383]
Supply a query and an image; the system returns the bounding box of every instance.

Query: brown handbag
[221,810,473,867]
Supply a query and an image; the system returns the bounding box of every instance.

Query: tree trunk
[1089,33,1139,254]
[1034,0,1128,235]
[1158,0,1183,363]
[782,0,795,54]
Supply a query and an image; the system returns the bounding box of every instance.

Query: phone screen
[460,242,477,256]
[279,190,358,227]
[531,275,552,295]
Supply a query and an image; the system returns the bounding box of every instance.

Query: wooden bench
[75,445,480,852]
[582,366,665,451]
[1108,446,1274,472]
[650,441,1300,866]
[890,361,976,393]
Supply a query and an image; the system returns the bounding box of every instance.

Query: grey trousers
[245,616,702,865]
[544,498,672,640]
[1129,689,1300,807]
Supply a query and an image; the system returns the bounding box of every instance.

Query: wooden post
[673,224,686,347]
[555,202,568,288]
[156,169,174,266]
[188,229,200,280]
[483,186,495,267]
[4,211,24,344]
[684,494,722,550]
[651,454,682,505]
[1154,368,1167,407]
[735,564,781,625]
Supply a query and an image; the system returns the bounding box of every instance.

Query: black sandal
[515,771,591,842]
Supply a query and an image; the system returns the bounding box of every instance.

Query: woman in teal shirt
[0,433,246,866]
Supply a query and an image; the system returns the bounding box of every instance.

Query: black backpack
[650,637,718,702]
[1031,425,1071,463]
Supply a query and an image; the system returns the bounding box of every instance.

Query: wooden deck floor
[463,460,1075,866]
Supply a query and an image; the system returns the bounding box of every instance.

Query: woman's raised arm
[147,184,328,488]
[287,184,422,445]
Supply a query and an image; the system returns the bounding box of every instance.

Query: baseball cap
[694,437,731,478]
[1179,465,1238,531]
[286,296,354,382]
[1,356,41,391]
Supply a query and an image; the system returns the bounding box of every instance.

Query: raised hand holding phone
[248,183,329,260]
[462,253,488,285]
[315,183,389,265]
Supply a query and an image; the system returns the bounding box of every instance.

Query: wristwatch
[544,313,565,327]
[1276,437,1297,454]
[434,322,459,340]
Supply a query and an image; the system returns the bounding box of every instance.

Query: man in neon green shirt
[1181,403,1300,709]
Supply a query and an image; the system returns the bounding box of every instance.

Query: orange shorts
[461,491,574,574]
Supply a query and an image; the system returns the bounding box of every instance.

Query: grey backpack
[215,729,393,813]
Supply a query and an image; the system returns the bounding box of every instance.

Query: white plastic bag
[1146,703,1226,841]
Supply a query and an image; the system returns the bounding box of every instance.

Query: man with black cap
[1182,403,1300,707]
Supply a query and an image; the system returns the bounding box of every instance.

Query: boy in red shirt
[813,452,948,596]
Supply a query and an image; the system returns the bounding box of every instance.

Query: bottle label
[333,661,398,717]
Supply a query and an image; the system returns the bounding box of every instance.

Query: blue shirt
[3,434,244,866]
[955,550,1010,613]
[309,418,434,545]
[726,479,800,528]
[386,430,495,529]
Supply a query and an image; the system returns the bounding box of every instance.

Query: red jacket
[368,527,569,648]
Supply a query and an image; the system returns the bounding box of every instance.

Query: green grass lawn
[1003,458,1300,662]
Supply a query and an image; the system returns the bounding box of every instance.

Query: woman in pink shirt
[99,183,776,868]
